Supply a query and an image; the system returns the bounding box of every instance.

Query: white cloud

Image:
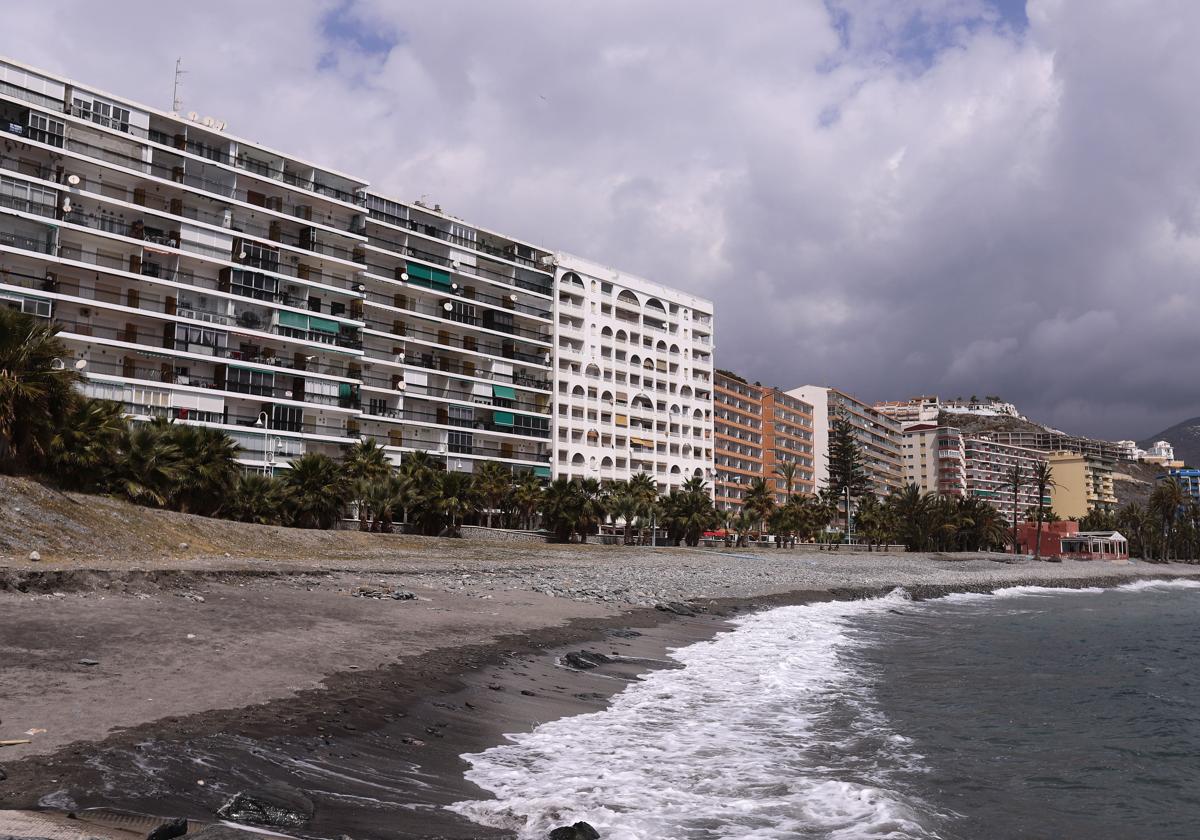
[5,0,1200,437]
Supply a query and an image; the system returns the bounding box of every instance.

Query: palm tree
[628,471,659,544]
[1150,478,1186,562]
[226,472,291,525]
[170,424,241,515]
[284,452,349,529]
[575,477,609,543]
[363,474,409,532]
[608,484,639,545]
[732,509,756,547]
[0,309,83,472]
[744,477,775,541]
[439,471,475,537]
[1007,464,1027,554]
[1030,461,1056,561]
[473,461,511,528]
[513,471,544,531]
[48,398,127,490]
[114,420,183,507]
[541,477,581,542]
[887,484,932,551]
[773,461,799,497]
[342,438,393,530]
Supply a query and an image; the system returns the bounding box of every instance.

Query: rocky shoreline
[2,548,1199,840]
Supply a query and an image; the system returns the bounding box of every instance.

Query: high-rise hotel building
[552,253,715,492]
[0,57,702,482]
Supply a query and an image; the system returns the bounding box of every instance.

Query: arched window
[617,289,639,307]
[645,297,666,313]
[572,384,585,397]
[562,272,584,288]
[571,453,586,465]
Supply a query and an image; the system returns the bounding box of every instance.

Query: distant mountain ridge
[1140,418,1200,469]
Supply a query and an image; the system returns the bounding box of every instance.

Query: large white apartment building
[552,253,715,492]
[354,194,555,477]
[0,57,710,483]
[0,58,369,471]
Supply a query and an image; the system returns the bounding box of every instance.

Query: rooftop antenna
[171,58,187,114]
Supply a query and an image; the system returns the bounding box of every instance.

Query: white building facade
[552,253,715,492]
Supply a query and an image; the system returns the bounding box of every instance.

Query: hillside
[936,411,1047,436]
[1140,417,1200,468]
[1112,460,1162,509]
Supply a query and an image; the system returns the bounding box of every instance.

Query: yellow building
[1048,452,1118,519]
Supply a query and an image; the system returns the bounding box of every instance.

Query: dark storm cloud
[5,0,1199,438]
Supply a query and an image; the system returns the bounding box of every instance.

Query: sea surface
[451,579,1200,839]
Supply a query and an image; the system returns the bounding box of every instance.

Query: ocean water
[450,579,1200,840]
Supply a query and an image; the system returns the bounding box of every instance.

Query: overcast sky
[5,0,1197,439]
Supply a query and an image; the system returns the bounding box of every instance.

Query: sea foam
[449,590,937,839]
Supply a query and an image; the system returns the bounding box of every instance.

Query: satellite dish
[74,359,88,370]
[443,302,453,311]
[66,174,80,186]
[399,272,409,281]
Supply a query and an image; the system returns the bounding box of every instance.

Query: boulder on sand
[562,651,612,670]
[146,817,189,840]
[655,601,697,616]
[216,782,314,828]
[549,822,600,840]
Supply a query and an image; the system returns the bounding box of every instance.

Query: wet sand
[3,550,1199,839]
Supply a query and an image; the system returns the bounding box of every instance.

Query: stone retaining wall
[459,525,547,544]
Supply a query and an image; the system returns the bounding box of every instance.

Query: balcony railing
[367,231,553,296]
[363,290,550,343]
[367,207,548,272]
[84,358,359,408]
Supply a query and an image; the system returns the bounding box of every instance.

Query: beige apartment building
[1048,451,1118,519]
[902,424,967,496]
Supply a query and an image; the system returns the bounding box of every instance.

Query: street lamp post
[253,411,271,475]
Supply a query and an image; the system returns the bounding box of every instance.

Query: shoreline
[3,556,1200,839]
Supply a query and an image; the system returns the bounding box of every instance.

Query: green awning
[278,310,309,329]
[533,466,551,478]
[310,316,339,333]
[493,411,515,426]
[338,382,353,398]
[405,261,452,289]
[492,384,516,400]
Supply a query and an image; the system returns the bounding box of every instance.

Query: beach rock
[549,822,601,840]
[178,543,189,551]
[608,629,642,638]
[28,551,40,562]
[390,589,416,600]
[188,827,264,840]
[563,651,613,670]
[78,658,99,666]
[656,601,697,616]
[216,782,314,828]
[146,817,189,840]
[0,764,7,781]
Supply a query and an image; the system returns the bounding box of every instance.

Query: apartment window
[227,367,274,397]
[271,404,303,433]
[448,405,475,428]
[229,270,278,301]
[513,414,550,437]
[27,113,64,147]
[175,324,226,353]
[448,431,474,454]
[447,300,477,326]
[72,97,131,133]
[235,239,280,273]
[0,175,57,218]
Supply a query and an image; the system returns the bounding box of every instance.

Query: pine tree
[827,415,871,543]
